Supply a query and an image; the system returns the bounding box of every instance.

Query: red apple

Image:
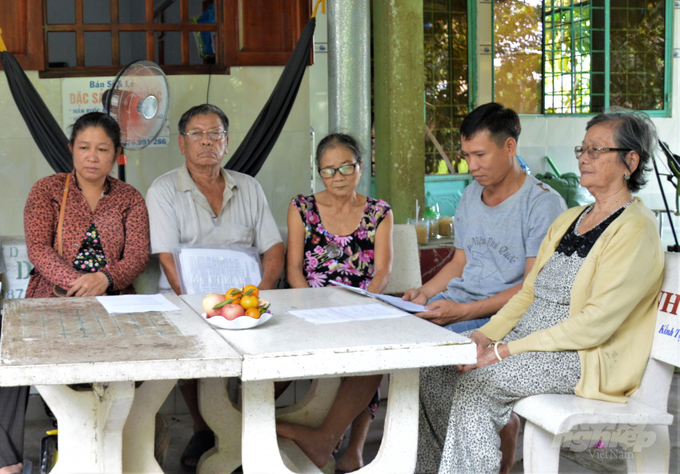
[219,304,245,321]
[202,293,226,317]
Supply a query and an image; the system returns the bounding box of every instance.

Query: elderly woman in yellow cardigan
[416,109,664,474]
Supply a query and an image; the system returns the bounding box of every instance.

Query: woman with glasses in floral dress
[278,133,393,472]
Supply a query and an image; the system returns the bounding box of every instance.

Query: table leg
[122,379,176,473]
[198,377,341,474]
[36,381,135,474]
[275,378,342,426]
[197,378,242,474]
[355,368,419,474]
[240,370,419,474]
[241,379,292,473]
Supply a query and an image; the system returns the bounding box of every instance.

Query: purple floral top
[292,194,392,289]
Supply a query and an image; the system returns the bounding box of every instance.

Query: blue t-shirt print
[464,236,519,281]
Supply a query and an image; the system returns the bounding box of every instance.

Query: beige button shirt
[146,164,282,292]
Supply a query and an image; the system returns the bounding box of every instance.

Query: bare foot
[499,412,521,474]
[276,421,336,468]
[0,463,23,474]
[336,449,364,472]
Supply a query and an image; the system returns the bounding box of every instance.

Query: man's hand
[402,288,429,305]
[67,272,109,297]
[415,299,471,326]
[259,242,285,290]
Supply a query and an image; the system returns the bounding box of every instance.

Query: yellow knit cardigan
[479,198,664,403]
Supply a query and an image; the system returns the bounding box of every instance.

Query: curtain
[0,51,72,173]
[225,17,315,176]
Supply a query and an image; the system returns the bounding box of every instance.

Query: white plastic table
[182,287,476,474]
[0,294,241,474]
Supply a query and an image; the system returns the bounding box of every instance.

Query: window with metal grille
[493,0,670,115]
[424,0,471,174]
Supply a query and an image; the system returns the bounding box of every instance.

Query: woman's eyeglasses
[574,145,631,160]
[318,163,358,178]
[183,128,227,142]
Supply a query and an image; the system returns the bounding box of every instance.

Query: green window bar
[544,0,605,113]
[423,0,471,174]
[543,0,669,115]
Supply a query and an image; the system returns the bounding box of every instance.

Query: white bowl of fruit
[201,285,273,330]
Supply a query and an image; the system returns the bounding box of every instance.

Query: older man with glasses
[146,103,284,471]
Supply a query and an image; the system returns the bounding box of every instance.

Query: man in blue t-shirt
[403,102,565,332]
[403,102,565,474]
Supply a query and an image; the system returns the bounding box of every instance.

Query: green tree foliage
[494,0,543,114]
[424,0,469,174]
[609,1,665,111]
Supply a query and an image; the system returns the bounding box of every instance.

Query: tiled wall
[517,113,680,249]
[517,114,680,210]
[0,67,313,236]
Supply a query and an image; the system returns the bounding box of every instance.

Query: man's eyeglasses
[183,128,227,142]
[574,145,631,160]
[318,163,358,178]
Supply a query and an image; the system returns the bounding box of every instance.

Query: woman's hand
[66,272,109,297]
[458,342,511,374]
[469,330,492,349]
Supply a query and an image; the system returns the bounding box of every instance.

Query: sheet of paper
[178,248,261,294]
[372,294,431,313]
[328,280,431,313]
[96,294,181,314]
[328,280,372,297]
[288,303,409,324]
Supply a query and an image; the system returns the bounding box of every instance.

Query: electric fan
[103,60,170,181]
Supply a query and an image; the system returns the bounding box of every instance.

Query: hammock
[0,0,323,178]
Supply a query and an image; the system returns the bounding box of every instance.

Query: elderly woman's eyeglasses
[574,145,631,160]
[183,128,227,141]
[319,163,358,178]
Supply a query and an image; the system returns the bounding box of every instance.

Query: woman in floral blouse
[24,112,149,298]
[279,133,393,472]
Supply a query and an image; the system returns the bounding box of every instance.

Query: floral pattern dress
[73,223,109,272]
[292,194,392,290]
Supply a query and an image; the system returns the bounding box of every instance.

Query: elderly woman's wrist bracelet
[494,342,503,361]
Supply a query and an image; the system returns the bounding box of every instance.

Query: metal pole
[327,0,372,197]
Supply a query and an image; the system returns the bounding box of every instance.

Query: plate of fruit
[201,285,273,330]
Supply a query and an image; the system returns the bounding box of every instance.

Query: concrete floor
[21,371,679,473]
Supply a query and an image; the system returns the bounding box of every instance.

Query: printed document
[177,248,262,294]
[288,303,410,324]
[328,280,431,313]
[96,294,181,314]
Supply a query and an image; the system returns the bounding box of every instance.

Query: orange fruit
[225,288,242,298]
[242,285,259,297]
[245,307,261,319]
[240,295,259,310]
[224,288,242,304]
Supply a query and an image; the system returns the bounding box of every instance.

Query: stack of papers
[96,294,181,314]
[288,303,409,324]
[328,280,432,313]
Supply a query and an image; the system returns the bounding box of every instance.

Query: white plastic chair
[514,251,679,473]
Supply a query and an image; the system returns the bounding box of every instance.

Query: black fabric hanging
[225,17,315,177]
[1,51,72,173]
[2,16,314,177]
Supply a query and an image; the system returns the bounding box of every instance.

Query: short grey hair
[315,133,363,168]
[178,104,229,135]
[586,108,657,193]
